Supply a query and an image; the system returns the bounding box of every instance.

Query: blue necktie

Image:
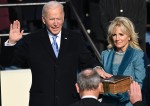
[52,36,59,57]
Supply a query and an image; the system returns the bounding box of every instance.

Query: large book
[100,76,132,94]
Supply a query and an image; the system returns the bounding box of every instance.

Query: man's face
[42,6,64,35]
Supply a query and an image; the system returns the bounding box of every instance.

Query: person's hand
[128,81,142,104]
[95,67,112,78]
[9,20,24,44]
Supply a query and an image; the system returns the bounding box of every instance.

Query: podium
[101,76,132,94]
[1,69,32,106]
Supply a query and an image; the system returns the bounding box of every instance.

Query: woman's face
[112,26,130,52]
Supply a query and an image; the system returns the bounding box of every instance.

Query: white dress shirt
[81,95,97,100]
[48,30,61,50]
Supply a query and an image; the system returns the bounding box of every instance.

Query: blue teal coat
[101,46,146,106]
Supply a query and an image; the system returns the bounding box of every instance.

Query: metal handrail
[0,33,29,37]
[67,0,102,64]
[0,2,66,7]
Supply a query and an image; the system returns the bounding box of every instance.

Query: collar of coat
[104,45,135,75]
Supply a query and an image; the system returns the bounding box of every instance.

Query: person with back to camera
[68,68,105,106]
[2,1,113,106]
[100,17,146,106]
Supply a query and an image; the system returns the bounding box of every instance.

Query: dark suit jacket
[4,28,100,106]
[133,101,143,106]
[68,98,109,106]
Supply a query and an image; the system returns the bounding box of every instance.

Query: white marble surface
[1,69,32,106]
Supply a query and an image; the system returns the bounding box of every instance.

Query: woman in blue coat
[101,17,146,106]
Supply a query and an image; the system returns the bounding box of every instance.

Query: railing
[0,2,66,7]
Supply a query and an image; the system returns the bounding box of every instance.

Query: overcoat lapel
[117,46,135,75]
[40,29,56,60]
[104,49,115,74]
[104,46,135,75]
[56,29,69,59]
[39,28,70,61]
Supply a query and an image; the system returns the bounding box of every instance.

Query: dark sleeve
[133,101,143,106]
[77,32,102,69]
[0,36,16,67]
[12,37,29,68]
[0,37,29,69]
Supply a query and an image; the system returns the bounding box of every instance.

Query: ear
[75,83,80,93]
[98,83,103,92]
[42,17,45,24]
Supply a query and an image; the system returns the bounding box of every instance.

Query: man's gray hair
[77,68,101,91]
[42,1,64,17]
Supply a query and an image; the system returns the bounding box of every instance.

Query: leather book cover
[100,76,132,94]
